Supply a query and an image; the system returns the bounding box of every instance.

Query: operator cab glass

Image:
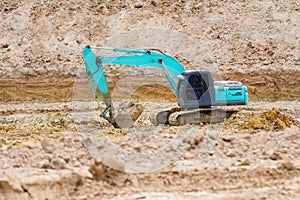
[186,73,209,100]
[178,70,214,108]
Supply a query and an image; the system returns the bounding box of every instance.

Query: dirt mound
[225,108,300,133]
[1,0,300,79]
[1,0,299,102]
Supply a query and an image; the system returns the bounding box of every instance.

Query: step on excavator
[82,45,248,128]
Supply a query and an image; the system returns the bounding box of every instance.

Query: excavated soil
[1,0,300,199]
[1,100,300,199]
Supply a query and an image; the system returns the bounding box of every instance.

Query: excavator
[82,45,248,128]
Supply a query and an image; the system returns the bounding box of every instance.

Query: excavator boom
[82,45,185,123]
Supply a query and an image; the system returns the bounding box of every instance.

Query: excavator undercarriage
[151,107,237,126]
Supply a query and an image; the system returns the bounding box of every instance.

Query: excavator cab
[177,70,248,109]
[177,70,215,108]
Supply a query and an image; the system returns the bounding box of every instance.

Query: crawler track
[152,107,237,126]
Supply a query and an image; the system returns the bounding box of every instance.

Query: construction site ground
[1,0,300,199]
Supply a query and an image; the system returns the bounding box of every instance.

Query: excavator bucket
[112,101,144,128]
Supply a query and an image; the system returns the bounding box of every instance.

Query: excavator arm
[82,45,185,122]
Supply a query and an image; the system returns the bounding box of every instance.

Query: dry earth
[0,0,300,199]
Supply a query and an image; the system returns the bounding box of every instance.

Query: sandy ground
[1,0,300,199]
[0,100,300,199]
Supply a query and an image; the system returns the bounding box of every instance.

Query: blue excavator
[82,45,248,127]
